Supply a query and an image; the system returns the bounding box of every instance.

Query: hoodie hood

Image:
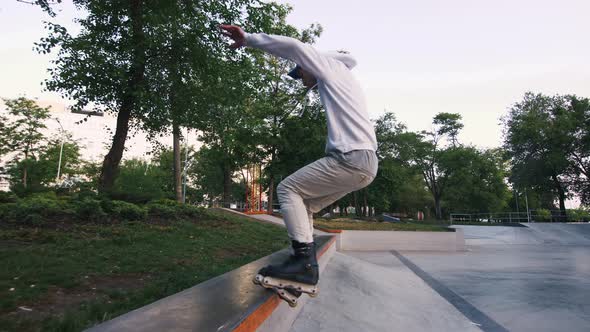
[323,51,357,70]
[288,51,357,79]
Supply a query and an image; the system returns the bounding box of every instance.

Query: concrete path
[289,252,482,332]
[289,223,590,332]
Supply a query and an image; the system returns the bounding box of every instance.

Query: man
[220,24,378,306]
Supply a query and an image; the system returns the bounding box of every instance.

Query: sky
[278,0,590,148]
[1,0,589,157]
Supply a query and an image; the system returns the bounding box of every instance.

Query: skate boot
[253,241,319,307]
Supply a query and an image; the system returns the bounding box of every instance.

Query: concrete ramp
[289,252,482,332]
[525,223,590,245]
[456,225,542,245]
[456,223,590,246]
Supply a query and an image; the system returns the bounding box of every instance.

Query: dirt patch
[212,246,253,260]
[1,273,151,326]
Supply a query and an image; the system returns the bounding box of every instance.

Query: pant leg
[277,155,374,243]
[304,190,350,236]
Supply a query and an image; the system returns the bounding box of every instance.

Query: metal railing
[450,210,582,224]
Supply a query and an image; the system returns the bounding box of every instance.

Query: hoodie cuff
[244,32,259,47]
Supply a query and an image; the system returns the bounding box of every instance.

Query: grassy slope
[0,209,288,332]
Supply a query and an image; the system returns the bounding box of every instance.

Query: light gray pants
[277,150,378,243]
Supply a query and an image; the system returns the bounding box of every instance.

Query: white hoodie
[245,33,378,154]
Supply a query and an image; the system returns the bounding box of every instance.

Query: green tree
[410,113,465,219]
[7,135,83,192]
[365,112,431,216]
[189,145,232,206]
[2,97,51,189]
[17,0,62,16]
[0,113,9,158]
[503,93,574,217]
[35,0,285,194]
[148,146,195,199]
[112,158,168,203]
[440,147,510,214]
[567,96,590,205]
[433,112,463,147]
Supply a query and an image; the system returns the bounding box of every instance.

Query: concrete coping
[85,235,336,332]
[316,228,465,252]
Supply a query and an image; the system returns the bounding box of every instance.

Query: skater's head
[288,66,317,89]
[287,50,356,89]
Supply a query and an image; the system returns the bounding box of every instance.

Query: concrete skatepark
[87,212,590,332]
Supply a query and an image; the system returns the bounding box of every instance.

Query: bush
[112,159,168,203]
[0,203,17,221]
[150,198,181,207]
[146,199,204,220]
[568,209,590,222]
[534,209,551,222]
[110,200,147,221]
[30,191,58,200]
[179,204,205,218]
[147,203,178,219]
[13,196,66,223]
[0,192,19,204]
[73,198,106,221]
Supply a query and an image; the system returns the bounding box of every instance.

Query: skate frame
[260,276,319,297]
[253,274,318,308]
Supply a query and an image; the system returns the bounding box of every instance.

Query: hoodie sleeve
[245,33,332,80]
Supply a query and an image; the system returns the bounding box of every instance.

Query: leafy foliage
[111,159,168,203]
[109,200,147,221]
[503,92,590,212]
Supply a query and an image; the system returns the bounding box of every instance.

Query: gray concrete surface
[289,252,482,332]
[336,228,465,251]
[290,224,590,332]
[457,223,590,245]
[400,223,590,332]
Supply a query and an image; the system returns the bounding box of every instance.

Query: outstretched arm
[220,24,330,80]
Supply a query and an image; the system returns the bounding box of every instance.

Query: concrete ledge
[334,228,465,251]
[85,235,337,332]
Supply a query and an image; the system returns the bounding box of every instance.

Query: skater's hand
[219,24,246,49]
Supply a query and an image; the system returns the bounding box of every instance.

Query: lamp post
[54,117,65,182]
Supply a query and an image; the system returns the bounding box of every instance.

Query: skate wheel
[253,275,262,285]
[308,292,318,298]
[289,301,298,308]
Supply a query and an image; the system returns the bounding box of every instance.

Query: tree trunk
[267,175,274,214]
[353,191,360,217]
[552,174,567,221]
[434,195,442,220]
[22,150,28,189]
[363,189,368,217]
[98,0,145,193]
[173,123,182,202]
[222,163,232,208]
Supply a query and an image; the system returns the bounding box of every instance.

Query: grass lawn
[0,208,288,332]
[314,218,452,232]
